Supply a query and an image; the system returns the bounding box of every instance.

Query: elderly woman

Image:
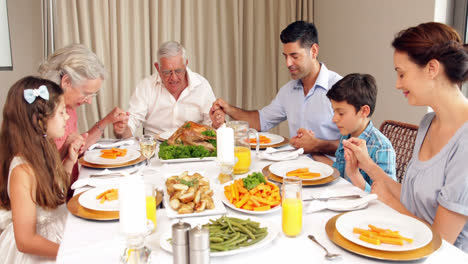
[343,22,468,252]
[38,44,128,154]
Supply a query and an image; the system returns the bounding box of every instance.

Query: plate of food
[160,215,279,257]
[335,210,433,251]
[157,121,217,162]
[268,160,333,181]
[163,171,226,218]
[221,172,281,215]
[83,148,141,165]
[249,132,284,146]
[78,186,119,211]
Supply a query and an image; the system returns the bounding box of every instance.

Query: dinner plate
[83,149,141,165]
[159,215,279,257]
[159,156,217,163]
[249,132,284,146]
[220,180,281,215]
[163,171,227,218]
[335,210,433,251]
[269,160,333,180]
[67,192,119,221]
[78,187,119,212]
[156,129,178,141]
[262,165,340,186]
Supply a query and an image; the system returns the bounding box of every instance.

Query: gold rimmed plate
[79,154,146,169]
[250,133,289,150]
[325,213,442,261]
[67,190,163,221]
[262,164,339,186]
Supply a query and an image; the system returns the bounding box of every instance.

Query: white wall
[0,0,43,124]
[315,0,438,128]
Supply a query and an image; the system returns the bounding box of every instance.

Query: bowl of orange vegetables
[221,172,281,215]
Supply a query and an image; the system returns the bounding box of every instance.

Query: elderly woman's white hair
[38,43,107,87]
[157,41,187,63]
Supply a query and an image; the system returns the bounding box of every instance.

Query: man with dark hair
[210,21,341,156]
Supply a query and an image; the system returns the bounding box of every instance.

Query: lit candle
[119,176,147,236]
[216,124,235,164]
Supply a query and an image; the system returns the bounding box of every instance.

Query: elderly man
[210,21,341,156]
[115,41,216,138]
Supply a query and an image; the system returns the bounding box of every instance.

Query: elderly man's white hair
[157,41,187,63]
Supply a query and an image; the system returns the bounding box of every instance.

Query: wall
[315,0,437,128]
[0,0,43,124]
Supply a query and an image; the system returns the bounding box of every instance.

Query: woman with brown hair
[344,22,468,252]
[0,76,83,262]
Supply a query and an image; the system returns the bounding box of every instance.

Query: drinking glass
[226,121,259,174]
[282,176,303,237]
[139,135,156,166]
[145,183,157,233]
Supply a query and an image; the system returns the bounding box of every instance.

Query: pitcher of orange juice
[282,176,302,237]
[226,121,259,174]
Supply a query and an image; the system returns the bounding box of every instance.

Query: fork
[89,168,139,178]
[303,194,361,201]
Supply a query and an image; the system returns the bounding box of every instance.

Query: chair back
[379,120,419,183]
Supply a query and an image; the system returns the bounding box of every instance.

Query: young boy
[314,73,396,192]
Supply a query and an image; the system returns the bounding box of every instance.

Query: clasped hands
[209,98,229,128]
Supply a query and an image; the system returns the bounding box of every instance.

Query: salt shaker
[172,220,191,264]
[189,225,210,264]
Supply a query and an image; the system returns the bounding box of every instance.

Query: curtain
[54,0,314,137]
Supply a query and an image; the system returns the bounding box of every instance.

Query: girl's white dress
[0,157,68,263]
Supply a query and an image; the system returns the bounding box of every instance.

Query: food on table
[286,167,321,179]
[203,216,268,251]
[224,172,281,211]
[166,171,215,214]
[96,188,118,204]
[99,148,127,159]
[158,121,217,160]
[353,224,414,246]
[249,135,272,144]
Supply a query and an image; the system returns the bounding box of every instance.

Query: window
[0,0,12,70]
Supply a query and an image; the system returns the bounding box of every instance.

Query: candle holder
[120,234,152,264]
[216,159,235,184]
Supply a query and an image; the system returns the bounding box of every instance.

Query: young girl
[0,76,84,262]
[344,22,468,252]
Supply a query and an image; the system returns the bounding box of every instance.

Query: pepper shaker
[172,220,191,264]
[189,225,210,264]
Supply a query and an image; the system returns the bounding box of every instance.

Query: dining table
[56,140,468,264]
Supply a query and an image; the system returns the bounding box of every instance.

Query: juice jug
[226,121,259,174]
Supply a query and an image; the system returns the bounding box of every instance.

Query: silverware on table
[303,194,361,201]
[308,235,341,260]
[89,168,139,178]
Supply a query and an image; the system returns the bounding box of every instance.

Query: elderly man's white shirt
[127,68,215,136]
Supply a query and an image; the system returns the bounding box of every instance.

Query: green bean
[230,221,255,239]
[210,237,224,243]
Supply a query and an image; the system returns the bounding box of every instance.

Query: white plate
[220,180,281,215]
[269,160,333,180]
[157,129,178,141]
[335,210,433,251]
[159,156,217,163]
[78,186,119,211]
[163,172,226,218]
[83,149,141,165]
[159,215,279,257]
[249,132,284,146]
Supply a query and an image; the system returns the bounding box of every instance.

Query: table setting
[57,122,468,264]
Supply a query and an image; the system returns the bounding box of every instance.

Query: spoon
[308,235,341,260]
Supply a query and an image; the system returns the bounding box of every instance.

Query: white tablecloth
[57,145,468,263]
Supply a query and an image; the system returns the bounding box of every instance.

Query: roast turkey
[167,121,216,151]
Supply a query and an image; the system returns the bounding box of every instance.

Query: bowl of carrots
[222,172,281,215]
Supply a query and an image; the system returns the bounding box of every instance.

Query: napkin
[87,139,135,151]
[71,176,125,190]
[306,193,378,213]
[258,147,304,161]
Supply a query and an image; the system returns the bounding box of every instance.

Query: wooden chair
[379,120,419,183]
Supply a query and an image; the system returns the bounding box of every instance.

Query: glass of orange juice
[145,183,157,233]
[227,121,258,174]
[282,176,302,237]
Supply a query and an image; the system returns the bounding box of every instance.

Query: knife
[303,194,361,201]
